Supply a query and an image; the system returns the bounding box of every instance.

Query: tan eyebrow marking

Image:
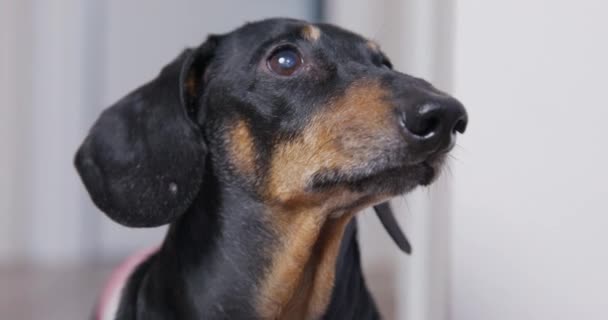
[367,40,380,52]
[302,24,321,42]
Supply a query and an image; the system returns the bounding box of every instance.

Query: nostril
[402,103,441,138]
[411,114,439,137]
[453,117,468,134]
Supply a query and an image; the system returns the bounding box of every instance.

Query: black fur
[76,18,467,319]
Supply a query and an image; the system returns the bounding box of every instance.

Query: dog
[75,18,467,320]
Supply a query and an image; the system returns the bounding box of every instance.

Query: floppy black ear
[75,38,217,227]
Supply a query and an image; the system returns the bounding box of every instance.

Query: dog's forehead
[222,18,372,53]
[234,18,309,36]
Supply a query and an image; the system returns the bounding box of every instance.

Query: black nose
[400,98,468,153]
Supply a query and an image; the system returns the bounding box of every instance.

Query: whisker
[400,195,411,214]
[453,143,469,154]
[447,153,463,164]
[444,162,454,178]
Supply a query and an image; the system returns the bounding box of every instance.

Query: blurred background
[1,0,607,319]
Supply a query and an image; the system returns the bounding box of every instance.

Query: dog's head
[75,18,467,228]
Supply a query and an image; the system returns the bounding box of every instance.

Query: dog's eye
[267,46,303,76]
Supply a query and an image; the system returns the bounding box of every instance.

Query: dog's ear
[75,37,218,227]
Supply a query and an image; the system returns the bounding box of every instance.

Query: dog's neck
[135,175,378,319]
[255,205,353,319]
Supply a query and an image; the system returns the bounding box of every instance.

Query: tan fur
[302,25,321,42]
[256,80,396,319]
[256,208,328,320]
[366,40,380,52]
[256,193,387,320]
[303,214,352,317]
[267,80,395,204]
[229,119,256,175]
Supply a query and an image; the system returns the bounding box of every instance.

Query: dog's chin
[310,154,447,197]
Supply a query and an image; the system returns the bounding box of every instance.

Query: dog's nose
[400,97,468,153]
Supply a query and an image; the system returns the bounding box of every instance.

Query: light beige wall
[0,0,17,263]
[451,0,608,319]
[0,0,30,264]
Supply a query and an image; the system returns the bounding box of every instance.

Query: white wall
[0,0,21,263]
[0,0,32,264]
[451,0,608,319]
[27,0,92,265]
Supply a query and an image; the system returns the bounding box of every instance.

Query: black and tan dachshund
[75,18,467,320]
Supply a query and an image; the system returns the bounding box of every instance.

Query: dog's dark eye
[267,47,303,76]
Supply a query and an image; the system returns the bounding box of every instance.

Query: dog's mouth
[310,154,446,195]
